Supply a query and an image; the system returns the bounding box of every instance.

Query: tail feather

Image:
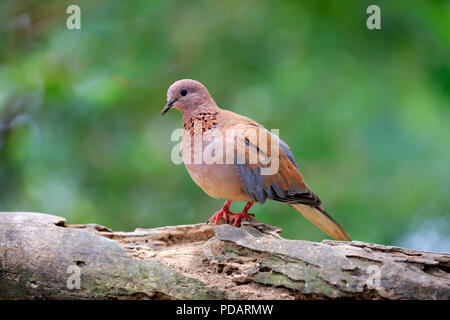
[290,204,351,241]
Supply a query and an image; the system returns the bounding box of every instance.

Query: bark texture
[0,212,449,300]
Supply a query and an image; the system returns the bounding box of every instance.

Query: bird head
[162,79,215,115]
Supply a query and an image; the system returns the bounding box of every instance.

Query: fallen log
[0,212,449,299]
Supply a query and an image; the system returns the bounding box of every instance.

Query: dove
[162,79,351,241]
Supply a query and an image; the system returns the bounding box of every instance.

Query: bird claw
[208,201,255,227]
[207,208,231,225]
[229,212,254,227]
[207,200,234,225]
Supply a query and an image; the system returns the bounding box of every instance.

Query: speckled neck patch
[183,112,219,136]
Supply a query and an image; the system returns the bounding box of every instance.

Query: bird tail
[290,204,351,241]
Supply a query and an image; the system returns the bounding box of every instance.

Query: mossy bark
[0,212,449,299]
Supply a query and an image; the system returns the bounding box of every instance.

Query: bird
[161,79,351,241]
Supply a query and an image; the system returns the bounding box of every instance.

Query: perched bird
[162,79,351,241]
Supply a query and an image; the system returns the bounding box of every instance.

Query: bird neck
[182,106,220,135]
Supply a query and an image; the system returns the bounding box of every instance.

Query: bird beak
[162,98,176,115]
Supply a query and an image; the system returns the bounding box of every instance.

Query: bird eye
[180,88,188,97]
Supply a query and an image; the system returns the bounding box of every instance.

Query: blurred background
[0,0,449,252]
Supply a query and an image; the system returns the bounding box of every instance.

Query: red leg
[229,201,255,227]
[208,200,233,226]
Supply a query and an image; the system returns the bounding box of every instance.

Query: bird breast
[181,128,250,201]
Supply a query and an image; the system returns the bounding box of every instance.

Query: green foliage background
[0,1,449,250]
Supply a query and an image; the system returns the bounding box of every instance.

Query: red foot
[208,200,233,225]
[229,201,254,227]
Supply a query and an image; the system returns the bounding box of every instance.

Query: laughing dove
[162,79,351,241]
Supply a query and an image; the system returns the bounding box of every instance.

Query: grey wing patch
[236,164,320,206]
[235,126,308,205]
[236,165,267,204]
[266,132,320,205]
[236,165,277,204]
[271,132,298,168]
[235,128,280,204]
